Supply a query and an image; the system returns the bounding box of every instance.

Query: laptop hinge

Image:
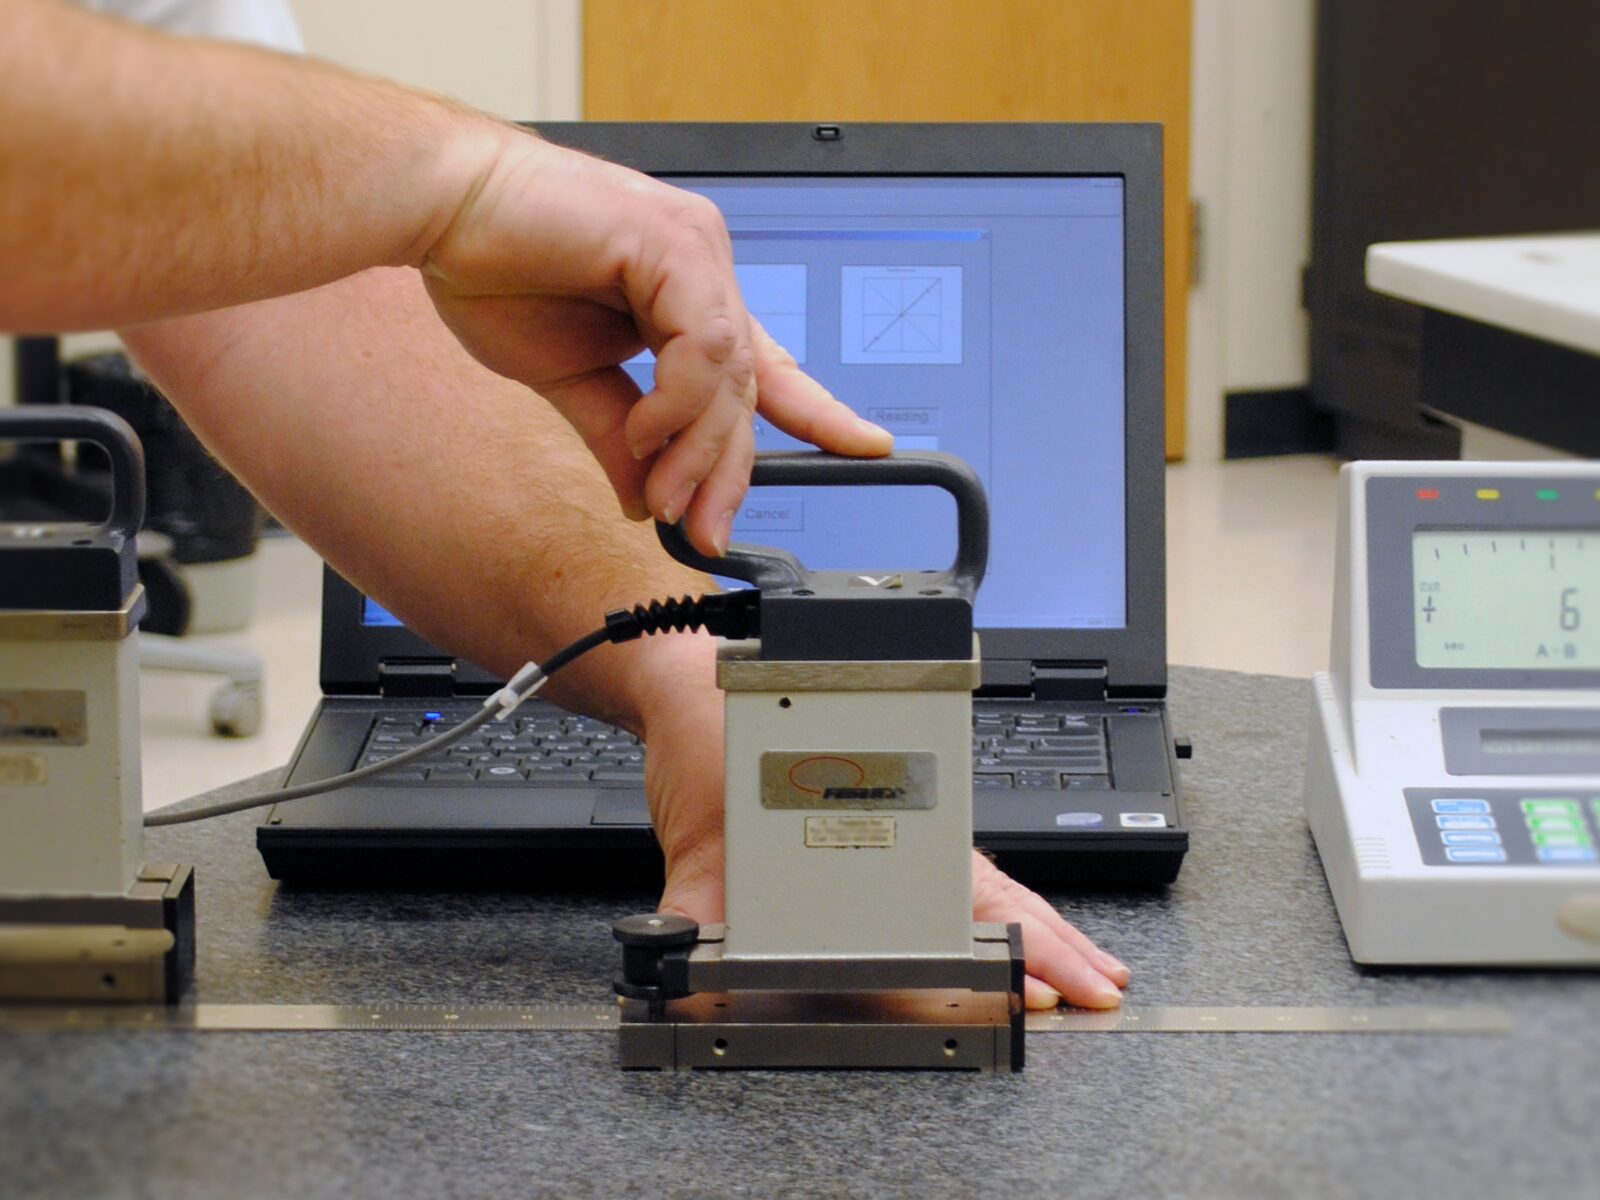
[378,658,457,698]
[1030,663,1109,702]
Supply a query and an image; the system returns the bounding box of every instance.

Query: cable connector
[483,660,548,719]
[603,590,761,644]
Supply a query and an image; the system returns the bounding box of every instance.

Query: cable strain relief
[604,591,761,643]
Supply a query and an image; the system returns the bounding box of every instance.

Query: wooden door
[583,0,1191,458]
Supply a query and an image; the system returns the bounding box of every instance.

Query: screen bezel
[1366,473,1600,690]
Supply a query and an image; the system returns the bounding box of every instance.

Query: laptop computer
[257,122,1188,889]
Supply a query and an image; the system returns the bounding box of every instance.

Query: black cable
[142,590,761,828]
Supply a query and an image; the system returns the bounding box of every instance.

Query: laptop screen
[622,175,1127,631]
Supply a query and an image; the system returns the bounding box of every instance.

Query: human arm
[122,269,1127,1008]
[0,0,888,552]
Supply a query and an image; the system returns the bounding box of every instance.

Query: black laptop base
[257,829,1186,893]
[257,831,666,893]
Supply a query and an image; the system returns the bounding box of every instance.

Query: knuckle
[727,343,757,400]
[694,313,741,365]
[683,191,727,232]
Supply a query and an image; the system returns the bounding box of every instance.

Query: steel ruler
[0,1002,1512,1035]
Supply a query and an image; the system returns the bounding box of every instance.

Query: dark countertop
[3,666,1597,1200]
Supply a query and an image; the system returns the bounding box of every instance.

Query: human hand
[419,128,891,556]
[637,643,1130,1010]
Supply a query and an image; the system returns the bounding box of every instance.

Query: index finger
[750,319,893,455]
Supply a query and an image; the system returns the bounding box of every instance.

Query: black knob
[612,912,699,947]
[613,912,699,1003]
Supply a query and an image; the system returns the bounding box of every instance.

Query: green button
[1527,815,1586,834]
[1522,798,1580,816]
[1533,830,1593,848]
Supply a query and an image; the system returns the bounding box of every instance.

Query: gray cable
[144,703,500,827]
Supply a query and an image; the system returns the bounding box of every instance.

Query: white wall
[1187,0,1315,461]
[288,0,580,121]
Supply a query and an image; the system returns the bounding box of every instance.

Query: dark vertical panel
[1307,1,1600,458]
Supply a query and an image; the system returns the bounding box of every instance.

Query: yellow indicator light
[1476,488,1501,500]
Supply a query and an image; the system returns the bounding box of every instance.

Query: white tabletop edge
[1367,234,1600,357]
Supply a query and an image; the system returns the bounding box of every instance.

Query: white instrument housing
[1305,461,1600,964]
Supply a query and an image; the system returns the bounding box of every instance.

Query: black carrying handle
[657,450,989,593]
[0,406,145,540]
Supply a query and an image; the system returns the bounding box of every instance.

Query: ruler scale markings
[0,1004,1510,1035]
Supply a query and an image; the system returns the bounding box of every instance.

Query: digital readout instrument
[1305,462,1600,964]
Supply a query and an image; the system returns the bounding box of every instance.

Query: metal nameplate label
[0,691,87,746]
[804,815,897,848]
[761,751,936,810]
[0,754,47,787]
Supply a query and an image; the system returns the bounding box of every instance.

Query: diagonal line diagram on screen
[842,265,963,365]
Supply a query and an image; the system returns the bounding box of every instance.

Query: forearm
[0,0,499,332]
[120,267,716,732]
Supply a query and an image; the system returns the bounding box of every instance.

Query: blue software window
[625,176,1127,631]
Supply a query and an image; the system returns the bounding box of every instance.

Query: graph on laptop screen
[625,176,1127,632]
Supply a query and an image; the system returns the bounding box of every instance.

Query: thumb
[657,849,725,926]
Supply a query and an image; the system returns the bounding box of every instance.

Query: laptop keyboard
[356,708,1110,791]
[358,712,646,787]
[972,710,1110,789]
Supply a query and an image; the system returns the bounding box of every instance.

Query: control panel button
[1537,846,1598,864]
[1441,831,1502,846]
[1446,847,1508,864]
[1436,815,1496,831]
[1522,798,1581,817]
[1526,815,1587,834]
[1432,798,1491,815]
[1533,830,1592,848]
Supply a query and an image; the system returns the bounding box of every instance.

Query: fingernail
[1090,979,1124,1008]
[1098,951,1129,976]
[662,480,695,525]
[631,437,664,461]
[713,509,735,556]
[856,417,891,440]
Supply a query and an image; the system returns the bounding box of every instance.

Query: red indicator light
[1416,488,1440,500]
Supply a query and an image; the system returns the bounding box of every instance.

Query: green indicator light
[1536,489,1560,501]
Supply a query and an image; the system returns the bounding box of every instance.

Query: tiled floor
[139,454,1345,810]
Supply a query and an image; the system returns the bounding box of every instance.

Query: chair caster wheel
[209,683,262,738]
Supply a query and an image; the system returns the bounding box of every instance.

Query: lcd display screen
[1412,529,1598,669]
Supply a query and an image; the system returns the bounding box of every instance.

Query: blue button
[1537,846,1598,864]
[1446,847,1507,864]
[1437,815,1497,831]
[1441,831,1502,846]
[1431,798,1491,815]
